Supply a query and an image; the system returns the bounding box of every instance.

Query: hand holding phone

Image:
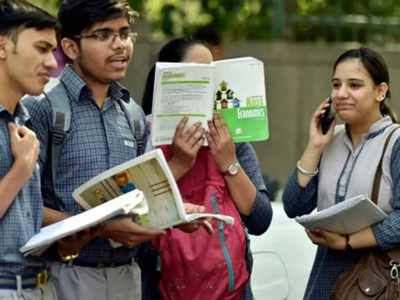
[320,98,336,135]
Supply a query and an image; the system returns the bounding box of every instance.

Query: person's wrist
[96,224,107,238]
[305,142,324,156]
[221,161,241,176]
[13,158,35,180]
[168,156,192,179]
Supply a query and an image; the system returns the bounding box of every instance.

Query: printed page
[214,57,269,143]
[73,149,187,229]
[20,190,144,256]
[295,194,387,234]
[152,62,215,146]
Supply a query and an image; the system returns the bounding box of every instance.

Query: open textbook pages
[152,57,269,146]
[20,190,145,256]
[73,149,234,229]
[295,194,387,234]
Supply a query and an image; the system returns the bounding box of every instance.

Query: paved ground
[250,199,317,300]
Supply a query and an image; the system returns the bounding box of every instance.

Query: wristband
[296,160,318,177]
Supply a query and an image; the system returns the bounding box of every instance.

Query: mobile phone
[320,98,336,134]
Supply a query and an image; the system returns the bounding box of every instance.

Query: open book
[295,195,387,234]
[20,190,145,256]
[152,56,269,146]
[73,149,233,228]
[21,149,233,255]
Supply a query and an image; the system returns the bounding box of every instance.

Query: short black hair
[192,25,222,46]
[158,37,203,63]
[0,0,58,36]
[58,0,137,39]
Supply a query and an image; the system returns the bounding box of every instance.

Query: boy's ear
[61,37,80,61]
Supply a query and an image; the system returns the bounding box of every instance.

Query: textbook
[73,149,233,227]
[295,194,387,234]
[151,56,269,146]
[20,190,146,256]
[21,149,233,255]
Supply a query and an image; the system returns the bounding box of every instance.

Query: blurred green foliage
[132,0,277,40]
[29,0,400,44]
[132,0,400,43]
[292,0,400,43]
[30,0,59,15]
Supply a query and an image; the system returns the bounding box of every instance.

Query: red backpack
[154,147,249,300]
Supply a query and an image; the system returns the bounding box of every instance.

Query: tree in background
[29,0,400,44]
[135,0,400,44]
[30,0,59,15]
[291,0,400,43]
[133,0,276,40]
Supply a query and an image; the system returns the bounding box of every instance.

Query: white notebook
[295,194,387,234]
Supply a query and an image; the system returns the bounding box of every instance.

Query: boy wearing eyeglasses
[23,1,164,299]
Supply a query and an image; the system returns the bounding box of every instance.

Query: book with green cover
[152,57,269,146]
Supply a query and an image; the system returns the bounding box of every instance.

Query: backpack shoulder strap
[120,98,146,155]
[43,83,71,188]
[371,125,400,204]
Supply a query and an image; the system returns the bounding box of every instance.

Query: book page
[152,63,215,146]
[214,57,269,143]
[73,149,187,229]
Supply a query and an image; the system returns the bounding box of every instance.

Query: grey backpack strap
[120,98,146,155]
[43,83,71,190]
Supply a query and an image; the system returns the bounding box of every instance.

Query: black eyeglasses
[75,28,138,44]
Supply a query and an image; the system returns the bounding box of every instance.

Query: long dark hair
[142,37,203,115]
[333,47,397,122]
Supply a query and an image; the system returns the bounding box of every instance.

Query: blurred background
[31,0,400,198]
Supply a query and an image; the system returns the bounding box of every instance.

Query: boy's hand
[57,227,99,259]
[8,123,40,181]
[98,217,164,248]
[176,203,214,234]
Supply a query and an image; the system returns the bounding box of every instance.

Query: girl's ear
[61,37,80,61]
[376,82,389,103]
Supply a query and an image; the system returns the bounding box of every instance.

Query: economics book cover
[214,57,269,143]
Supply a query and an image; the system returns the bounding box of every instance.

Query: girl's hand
[308,99,336,151]
[169,117,205,179]
[306,228,347,250]
[206,113,236,173]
